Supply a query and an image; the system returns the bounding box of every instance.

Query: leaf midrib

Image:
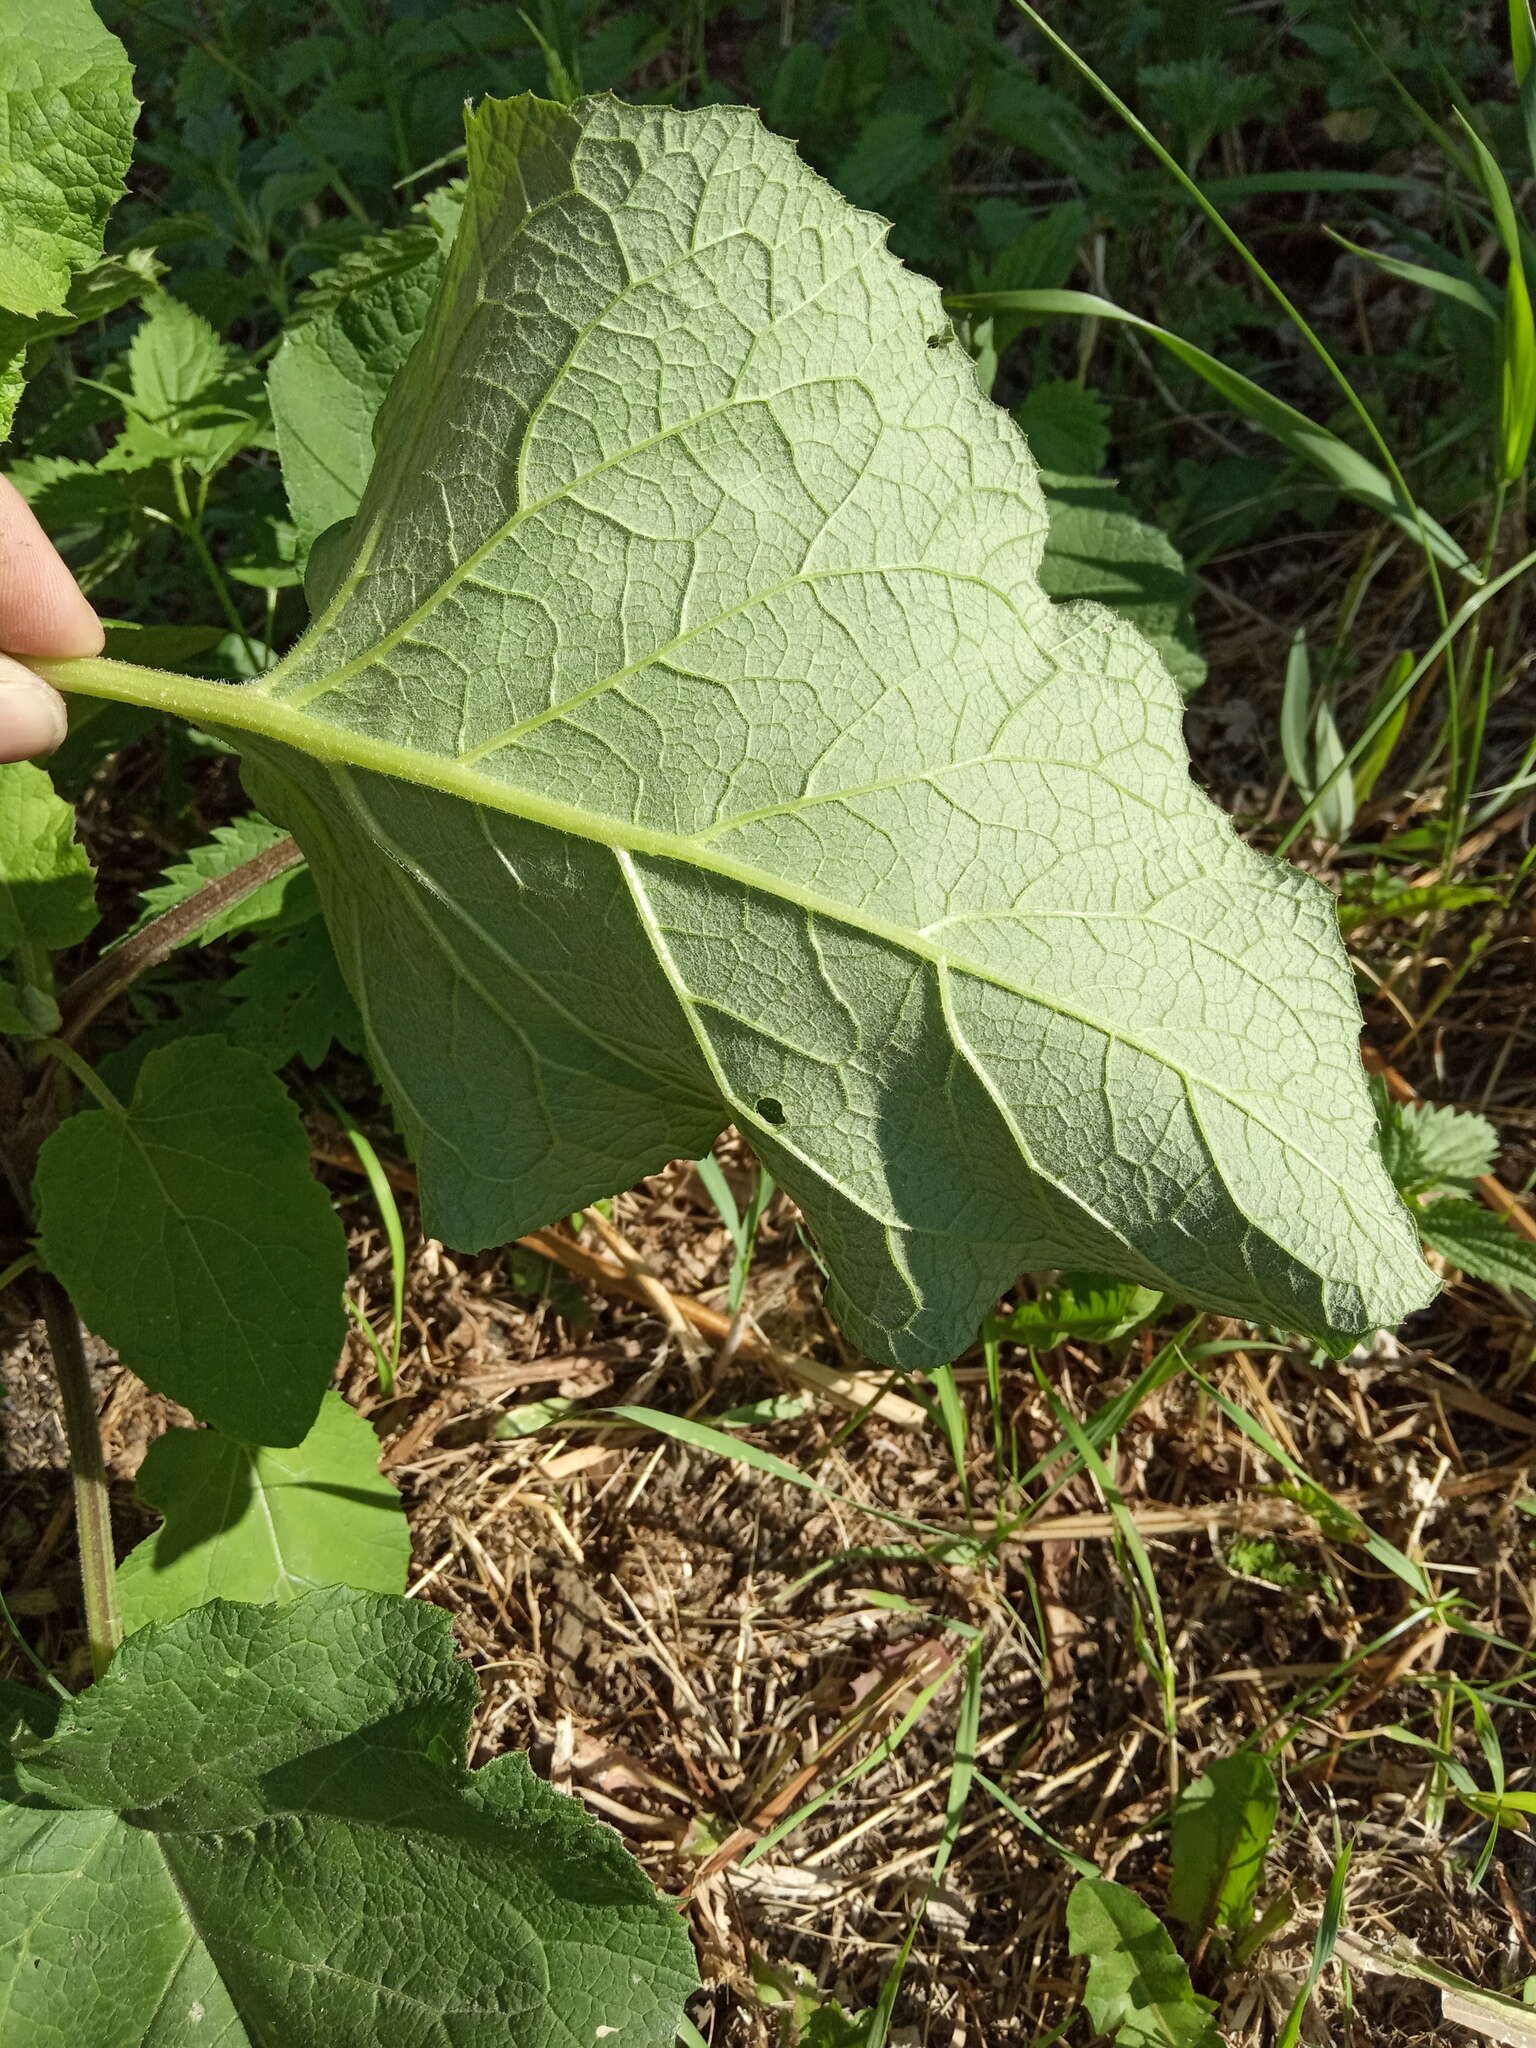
[44,657,1386,1244]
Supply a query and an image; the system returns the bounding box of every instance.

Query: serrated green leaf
[122,812,307,949]
[1418,1198,1536,1300]
[0,0,135,318]
[0,0,135,436]
[1375,1090,1499,1199]
[60,96,1434,1366]
[1014,379,1111,476]
[991,1271,1163,1347]
[108,292,268,472]
[1038,474,1206,695]
[0,761,97,957]
[1067,1877,1224,2048]
[35,1037,347,1445]
[269,204,460,555]
[0,1590,697,2046]
[116,1394,409,1632]
[1168,1752,1278,1935]
[224,914,365,1068]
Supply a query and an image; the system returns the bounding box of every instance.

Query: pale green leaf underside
[0,1591,696,2046]
[94,94,1429,1367]
[116,1394,410,1633]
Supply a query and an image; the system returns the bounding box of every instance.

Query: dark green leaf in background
[36,1036,348,1444]
[1417,1198,1536,1298]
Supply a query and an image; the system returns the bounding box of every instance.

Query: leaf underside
[213,93,1433,1369]
[0,1591,696,2046]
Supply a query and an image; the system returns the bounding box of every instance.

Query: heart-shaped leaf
[55,95,1434,1368]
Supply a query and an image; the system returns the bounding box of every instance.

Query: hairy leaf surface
[0,1591,697,2046]
[116,1394,409,1632]
[35,1037,347,1443]
[79,95,1431,1367]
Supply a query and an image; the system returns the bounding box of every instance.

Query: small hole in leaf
[755,1096,786,1126]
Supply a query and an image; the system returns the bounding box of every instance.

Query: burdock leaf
[0,1590,697,2046]
[60,96,1433,1367]
[116,1393,409,1632]
[35,1037,347,1444]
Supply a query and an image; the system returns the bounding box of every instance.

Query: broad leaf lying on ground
[1067,1877,1225,2048]
[1168,1752,1278,1936]
[0,0,136,435]
[35,1036,347,1443]
[52,95,1434,1369]
[0,761,98,957]
[0,1590,697,2046]
[116,1393,409,1632]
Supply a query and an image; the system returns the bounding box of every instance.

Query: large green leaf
[116,1394,410,1632]
[35,1036,347,1444]
[54,96,1433,1367]
[0,0,135,435]
[0,1590,697,2046]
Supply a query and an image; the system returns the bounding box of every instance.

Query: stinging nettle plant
[0,5,1439,2042]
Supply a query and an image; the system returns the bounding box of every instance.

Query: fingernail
[0,653,69,762]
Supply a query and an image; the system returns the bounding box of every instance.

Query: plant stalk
[35,1274,122,1679]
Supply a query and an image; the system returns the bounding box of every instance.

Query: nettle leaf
[0,761,98,956]
[269,198,463,555]
[1067,1878,1223,2048]
[1168,1752,1278,1936]
[35,1036,347,1444]
[1015,379,1111,477]
[116,1393,409,1632]
[224,915,365,1068]
[72,96,1431,1368]
[123,811,309,949]
[1039,474,1206,696]
[0,1590,697,2046]
[991,1271,1163,1348]
[1373,1083,1499,1198]
[0,0,135,436]
[1417,1198,1536,1300]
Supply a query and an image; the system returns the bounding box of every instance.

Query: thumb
[0,651,68,762]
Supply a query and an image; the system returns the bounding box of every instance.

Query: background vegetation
[4,2,1535,2042]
